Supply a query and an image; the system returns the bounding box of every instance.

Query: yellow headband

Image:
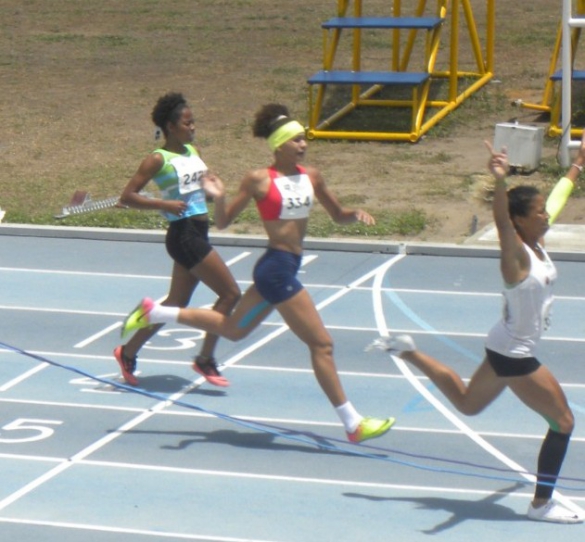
[267,120,305,151]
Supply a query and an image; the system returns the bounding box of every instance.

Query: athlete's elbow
[213,217,230,230]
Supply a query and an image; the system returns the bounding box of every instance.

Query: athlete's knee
[221,285,241,308]
[456,397,488,417]
[222,322,251,342]
[554,409,575,434]
[308,336,334,359]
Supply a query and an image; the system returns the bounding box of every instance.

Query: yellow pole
[449,0,460,102]
[486,0,495,73]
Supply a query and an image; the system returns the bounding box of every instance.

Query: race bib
[171,154,208,195]
[274,175,313,219]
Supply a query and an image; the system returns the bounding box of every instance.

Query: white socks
[335,401,363,433]
[150,303,180,324]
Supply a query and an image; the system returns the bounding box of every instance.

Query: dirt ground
[1,1,583,244]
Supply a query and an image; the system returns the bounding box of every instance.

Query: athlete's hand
[355,209,376,226]
[162,199,187,217]
[485,140,509,180]
[201,172,226,199]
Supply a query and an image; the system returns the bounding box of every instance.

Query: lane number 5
[0,418,63,443]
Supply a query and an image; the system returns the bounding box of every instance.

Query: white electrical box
[493,123,544,171]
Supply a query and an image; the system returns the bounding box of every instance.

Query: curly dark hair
[252,103,291,139]
[151,92,189,136]
[508,185,540,219]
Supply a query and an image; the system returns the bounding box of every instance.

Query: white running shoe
[527,500,583,524]
[365,334,417,354]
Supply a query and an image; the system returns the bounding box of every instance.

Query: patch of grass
[338,193,368,205]
[428,83,510,139]
[306,208,428,237]
[0,0,570,243]
[426,151,453,164]
[35,33,85,43]
[34,203,428,240]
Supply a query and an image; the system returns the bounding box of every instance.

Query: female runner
[121,103,394,443]
[369,136,585,523]
[114,92,240,387]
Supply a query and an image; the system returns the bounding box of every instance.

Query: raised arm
[485,141,530,285]
[546,130,585,224]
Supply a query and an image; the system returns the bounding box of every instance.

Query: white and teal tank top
[152,144,208,222]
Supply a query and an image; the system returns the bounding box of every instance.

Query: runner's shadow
[344,483,525,533]
[135,374,226,396]
[120,427,347,456]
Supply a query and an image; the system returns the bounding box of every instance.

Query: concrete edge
[1,223,585,262]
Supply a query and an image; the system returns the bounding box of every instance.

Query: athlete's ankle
[150,304,180,324]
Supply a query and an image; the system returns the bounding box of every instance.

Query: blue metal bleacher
[306,1,495,143]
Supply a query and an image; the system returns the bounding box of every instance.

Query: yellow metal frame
[519,0,585,138]
[307,0,495,142]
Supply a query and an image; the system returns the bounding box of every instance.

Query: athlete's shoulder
[184,143,200,156]
[301,164,324,186]
[151,148,170,162]
[246,167,271,183]
[141,150,165,172]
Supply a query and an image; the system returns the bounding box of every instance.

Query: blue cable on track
[2,340,585,492]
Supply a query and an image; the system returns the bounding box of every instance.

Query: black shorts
[165,217,212,270]
[485,348,541,377]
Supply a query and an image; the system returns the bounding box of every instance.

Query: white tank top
[485,243,557,357]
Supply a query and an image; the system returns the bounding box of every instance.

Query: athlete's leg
[506,366,574,507]
[507,364,574,435]
[122,262,198,358]
[274,289,394,441]
[188,249,241,358]
[114,262,198,385]
[176,285,274,341]
[400,349,507,415]
[275,288,345,406]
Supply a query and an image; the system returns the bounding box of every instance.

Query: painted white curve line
[371,254,584,515]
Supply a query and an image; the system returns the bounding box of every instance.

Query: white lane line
[74,323,121,348]
[1,469,584,541]
[0,516,279,541]
[0,252,251,280]
[371,254,585,515]
[0,306,123,316]
[0,363,49,391]
[0,373,205,512]
[0,254,402,513]
[0,267,172,280]
[217,255,409,371]
[73,251,253,349]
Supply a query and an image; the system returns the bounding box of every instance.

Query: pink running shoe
[113,345,138,386]
[193,356,230,387]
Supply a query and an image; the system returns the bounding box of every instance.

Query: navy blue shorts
[253,248,303,305]
[485,348,541,377]
[165,217,212,270]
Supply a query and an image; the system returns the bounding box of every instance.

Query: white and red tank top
[256,166,314,221]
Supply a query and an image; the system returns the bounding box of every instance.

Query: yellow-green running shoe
[347,416,395,443]
[121,297,155,338]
